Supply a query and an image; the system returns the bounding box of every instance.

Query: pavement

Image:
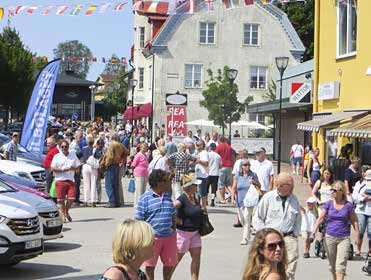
[0,163,370,280]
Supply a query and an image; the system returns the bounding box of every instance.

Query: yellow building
[298,0,371,166]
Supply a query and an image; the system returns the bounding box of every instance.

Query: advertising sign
[166,93,187,106]
[167,106,186,136]
[318,81,340,100]
[290,82,311,103]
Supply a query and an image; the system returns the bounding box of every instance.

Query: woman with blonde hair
[100,219,154,280]
[243,228,288,280]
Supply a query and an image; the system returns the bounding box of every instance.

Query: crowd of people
[37,118,371,280]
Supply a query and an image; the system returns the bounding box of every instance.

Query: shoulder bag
[197,195,214,237]
[86,155,100,169]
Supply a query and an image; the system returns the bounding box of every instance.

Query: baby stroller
[125,157,134,178]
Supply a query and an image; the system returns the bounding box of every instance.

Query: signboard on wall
[167,106,186,136]
[318,81,340,100]
[290,82,311,103]
[166,93,187,106]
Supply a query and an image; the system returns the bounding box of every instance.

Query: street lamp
[89,85,96,121]
[129,79,138,131]
[275,56,289,174]
[226,68,238,141]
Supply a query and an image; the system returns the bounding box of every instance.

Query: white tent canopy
[231,120,270,130]
[185,119,217,127]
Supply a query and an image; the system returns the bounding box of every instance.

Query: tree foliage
[103,54,123,75]
[0,27,38,125]
[277,0,314,61]
[53,40,92,78]
[200,66,253,132]
[101,67,129,116]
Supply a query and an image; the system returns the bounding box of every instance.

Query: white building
[132,0,305,135]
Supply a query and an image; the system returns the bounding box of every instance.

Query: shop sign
[166,93,187,106]
[167,106,186,136]
[318,81,340,100]
[290,82,311,103]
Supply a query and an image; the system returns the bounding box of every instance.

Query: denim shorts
[197,177,209,197]
[292,157,302,167]
[356,213,371,238]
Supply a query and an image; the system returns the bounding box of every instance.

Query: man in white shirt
[207,143,222,207]
[290,140,304,175]
[51,140,81,223]
[207,131,219,148]
[253,173,301,280]
[195,140,209,210]
[183,130,194,144]
[250,147,274,193]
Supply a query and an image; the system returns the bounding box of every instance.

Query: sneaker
[240,239,248,245]
[210,199,215,207]
[66,213,72,222]
[303,252,310,258]
[83,202,88,207]
[233,223,243,228]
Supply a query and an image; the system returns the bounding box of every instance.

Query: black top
[333,158,351,181]
[176,194,202,232]
[344,167,361,193]
[99,266,146,280]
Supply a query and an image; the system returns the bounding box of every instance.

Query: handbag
[243,185,259,208]
[49,179,56,198]
[128,179,135,193]
[198,211,214,237]
[86,155,99,169]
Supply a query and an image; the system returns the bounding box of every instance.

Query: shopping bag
[50,179,57,198]
[243,185,259,208]
[128,179,135,193]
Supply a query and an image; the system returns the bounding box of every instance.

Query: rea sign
[167,106,186,136]
[290,82,312,103]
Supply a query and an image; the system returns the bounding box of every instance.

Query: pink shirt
[132,152,149,177]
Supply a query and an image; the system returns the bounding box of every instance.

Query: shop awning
[330,114,371,138]
[137,103,153,118]
[123,106,139,120]
[297,111,368,132]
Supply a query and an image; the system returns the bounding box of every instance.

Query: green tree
[200,66,253,135]
[103,54,123,75]
[0,27,37,127]
[277,0,314,61]
[101,67,128,116]
[53,40,92,78]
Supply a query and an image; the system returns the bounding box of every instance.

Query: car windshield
[0,180,17,193]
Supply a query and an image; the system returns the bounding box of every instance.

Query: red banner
[167,106,186,136]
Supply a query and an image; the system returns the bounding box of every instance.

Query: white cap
[181,179,202,189]
[306,197,317,204]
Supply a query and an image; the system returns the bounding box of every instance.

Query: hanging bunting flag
[72,57,78,62]
[27,6,40,14]
[187,0,196,14]
[262,0,271,4]
[42,56,48,63]
[92,57,97,62]
[114,2,127,11]
[8,7,15,19]
[86,5,97,15]
[0,8,4,20]
[222,0,234,9]
[244,0,254,5]
[121,57,127,64]
[167,0,177,14]
[16,6,28,15]
[102,57,106,63]
[41,6,55,15]
[111,58,118,64]
[71,5,84,16]
[100,3,112,13]
[205,0,215,12]
[56,5,69,15]
[32,57,38,63]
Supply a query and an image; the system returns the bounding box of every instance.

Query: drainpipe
[313,0,320,148]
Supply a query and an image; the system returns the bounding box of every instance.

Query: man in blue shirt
[135,169,177,280]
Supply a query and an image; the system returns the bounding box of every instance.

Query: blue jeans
[356,213,371,238]
[105,164,120,206]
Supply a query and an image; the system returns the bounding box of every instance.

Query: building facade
[298,0,371,165]
[132,1,305,135]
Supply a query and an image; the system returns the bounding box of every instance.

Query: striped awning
[297,111,368,132]
[330,114,371,138]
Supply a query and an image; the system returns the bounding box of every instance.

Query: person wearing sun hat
[173,174,203,280]
[301,196,318,258]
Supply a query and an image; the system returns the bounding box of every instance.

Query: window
[249,113,265,125]
[138,68,144,89]
[199,22,215,44]
[185,64,202,88]
[139,27,145,48]
[337,0,357,57]
[250,66,267,89]
[243,24,259,46]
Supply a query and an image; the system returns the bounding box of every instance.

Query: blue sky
[0,1,134,80]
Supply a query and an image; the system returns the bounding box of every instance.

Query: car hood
[8,183,50,200]
[0,160,45,173]
[0,197,38,218]
[0,173,40,189]
[0,190,57,212]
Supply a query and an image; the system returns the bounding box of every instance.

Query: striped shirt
[135,190,176,237]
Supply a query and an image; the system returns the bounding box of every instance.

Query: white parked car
[0,181,63,241]
[0,160,46,188]
[0,197,43,265]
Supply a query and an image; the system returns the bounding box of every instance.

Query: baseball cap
[255,147,266,154]
[306,197,317,204]
[12,132,19,137]
[209,143,216,149]
[241,159,250,165]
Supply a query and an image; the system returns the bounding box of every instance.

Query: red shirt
[215,143,234,167]
[44,146,59,168]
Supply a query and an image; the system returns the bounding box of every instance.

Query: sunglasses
[330,188,341,193]
[265,240,285,251]
[242,164,250,166]
[61,145,69,149]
